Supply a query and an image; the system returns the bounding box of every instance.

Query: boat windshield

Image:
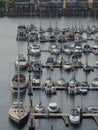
[71,109,78,116]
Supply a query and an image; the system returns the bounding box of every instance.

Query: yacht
[68,76,79,95]
[8,101,29,125]
[29,44,41,56]
[69,109,80,125]
[11,74,27,93]
[44,77,56,95]
[15,53,28,70]
[16,24,27,41]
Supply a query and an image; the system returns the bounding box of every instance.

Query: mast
[17,38,20,112]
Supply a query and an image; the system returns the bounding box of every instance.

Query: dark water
[0,16,98,130]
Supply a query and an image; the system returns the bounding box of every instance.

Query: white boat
[34,101,45,113]
[29,31,38,42]
[91,78,98,87]
[62,61,72,71]
[79,87,88,94]
[11,74,27,93]
[15,53,28,70]
[57,77,66,86]
[92,43,98,55]
[29,44,41,56]
[45,56,55,67]
[32,75,40,86]
[69,109,80,125]
[44,77,56,95]
[68,76,79,95]
[48,102,59,113]
[49,44,61,55]
[16,24,27,41]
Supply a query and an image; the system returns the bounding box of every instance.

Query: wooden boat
[8,101,29,125]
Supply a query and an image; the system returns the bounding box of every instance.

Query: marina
[1,14,98,130]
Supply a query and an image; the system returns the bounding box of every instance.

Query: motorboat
[49,44,61,55]
[57,77,66,86]
[83,64,94,72]
[57,34,66,43]
[29,44,41,56]
[68,76,79,95]
[8,101,29,125]
[91,78,98,87]
[74,43,82,54]
[92,43,98,55]
[69,109,80,125]
[45,56,55,67]
[87,105,98,113]
[44,77,56,95]
[29,31,38,42]
[15,53,28,70]
[63,45,72,55]
[39,34,47,43]
[83,44,91,54]
[32,75,40,86]
[79,87,88,94]
[11,74,27,93]
[81,81,90,87]
[48,102,59,113]
[48,34,56,43]
[32,60,43,75]
[16,24,27,41]
[62,61,72,71]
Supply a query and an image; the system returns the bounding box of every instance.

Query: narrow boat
[69,109,80,125]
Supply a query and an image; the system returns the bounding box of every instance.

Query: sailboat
[8,43,29,125]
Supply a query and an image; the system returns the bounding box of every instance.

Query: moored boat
[69,108,80,125]
[11,74,27,93]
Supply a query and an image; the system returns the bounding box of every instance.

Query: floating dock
[30,110,98,126]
